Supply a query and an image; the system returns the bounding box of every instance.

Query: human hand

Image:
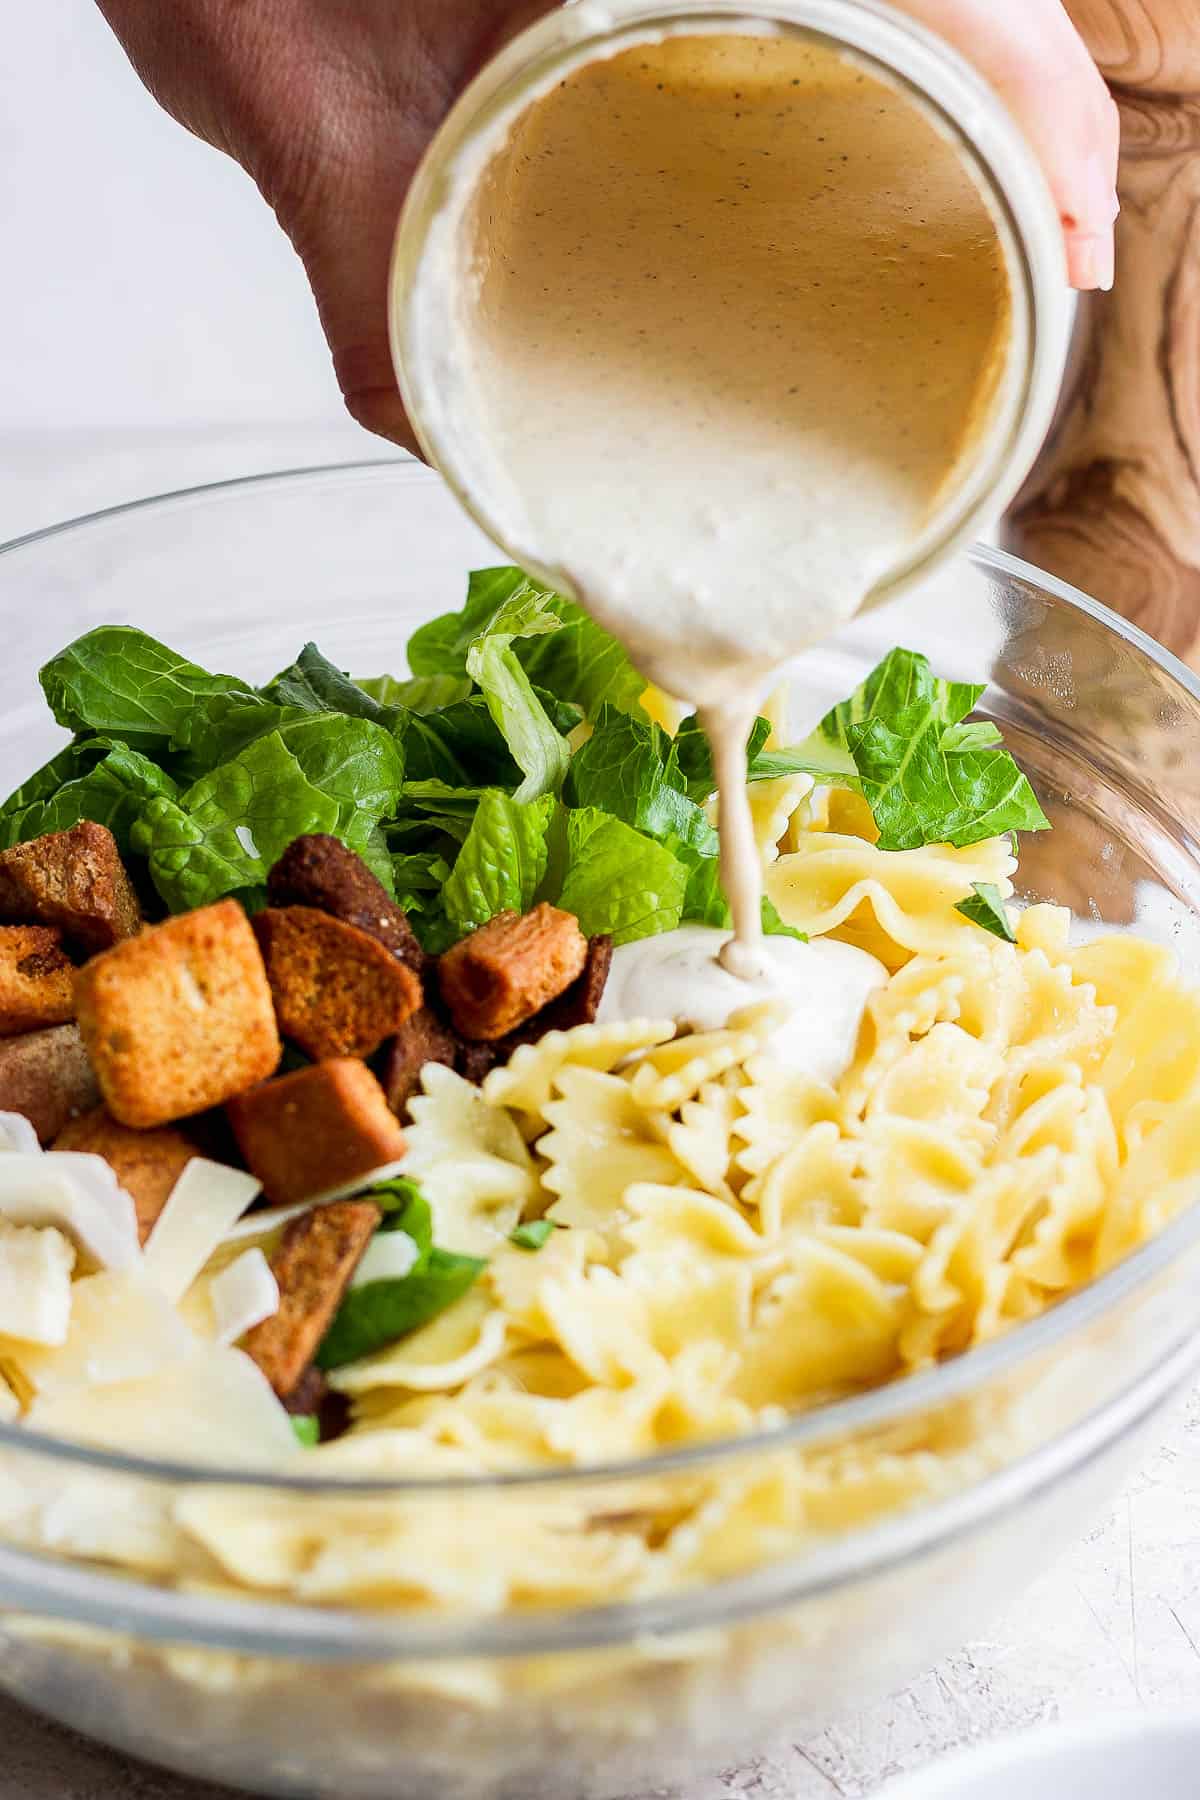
[96,0,1117,449]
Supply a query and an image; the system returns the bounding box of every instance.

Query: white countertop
[3,431,1200,1799]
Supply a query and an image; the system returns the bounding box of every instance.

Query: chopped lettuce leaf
[671,714,772,803]
[0,738,178,855]
[443,791,553,936]
[463,588,571,801]
[394,694,521,789]
[391,850,453,915]
[558,807,688,944]
[955,881,1017,942]
[797,648,1049,851]
[566,705,718,855]
[261,643,398,728]
[290,1415,320,1447]
[510,1219,560,1251]
[132,732,342,911]
[357,672,472,712]
[39,628,254,749]
[315,1180,483,1370]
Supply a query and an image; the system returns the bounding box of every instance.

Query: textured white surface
[2,436,1198,1796]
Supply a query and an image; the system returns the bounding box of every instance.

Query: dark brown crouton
[0,822,141,954]
[379,1006,460,1117]
[0,925,76,1037]
[508,934,614,1043]
[75,899,281,1129]
[0,1024,100,1143]
[241,1198,381,1400]
[267,834,425,973]
[281,1364,329,1417]
[438,904,588,1041]
[53,1108,198,1244]
[227,1058,406,1207]
[253,907,422,1063]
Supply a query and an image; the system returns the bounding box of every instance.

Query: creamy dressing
[599,926,884,1082]
[406,27,1016,1063]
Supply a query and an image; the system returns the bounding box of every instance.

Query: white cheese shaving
[208,1249,279,1346]
[0,1152,138,1271]
[0,1220,76,1347]
[142,1160,261,1303]
[0,1112,42,1156]
[4,1271,195,1397]
[220,1197,319,1246]
[351,1230,419,1289]
[26,1345,299,1467]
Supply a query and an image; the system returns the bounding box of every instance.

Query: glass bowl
[1,461,1200,1800]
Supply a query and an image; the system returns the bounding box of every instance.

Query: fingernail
[1070,232,1114,292]
[1082,150,1121,231]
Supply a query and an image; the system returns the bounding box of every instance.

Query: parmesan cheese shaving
[4,1271,194,1397]
[0,1221,75,1347]
[0,1153,138,1271]
[350,1230,420,1289]
[142,1160,261,1303]
[209,1249,280,1346]
[0,1112,42,1156]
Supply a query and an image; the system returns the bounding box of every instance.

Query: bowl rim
[1,457,1198,1507]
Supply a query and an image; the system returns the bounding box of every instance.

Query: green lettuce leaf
[566,705,718,855]
[0,738,178,855]
[557,807,688,944]
[510,1219,560,1251]
[39,628,253,749]
[290,1416,320,1448]
[261,643,398,729]
[315,1180,484,1371]
[954,881,1017,942]
[392,850,453,915]
[797,648,1048,851]
[463,589,571,802]
[272,715,403,875]
[671,714,773,803]
[132,731,342,911]
[443,791,553,936]
[356,673,472,713]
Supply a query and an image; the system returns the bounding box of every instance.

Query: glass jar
[388,0,1071,614]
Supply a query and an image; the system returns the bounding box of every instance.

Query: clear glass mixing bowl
[1,461,1199,1800]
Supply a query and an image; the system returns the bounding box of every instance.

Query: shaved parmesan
[4,1271,195,1397]
[26,1345,299,1467]
[209,1250,279,1346]
[309,1160,410,1206]
[0,1113,41,1156]
[0,1221,75,1346]
[350,1230,419,1289]
[0,1153,138,1270]
[143,1160,260,1303]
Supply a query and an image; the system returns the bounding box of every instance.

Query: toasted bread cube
[0,822,141,954]
[253,907,422,1063]
[379,1005,460,1117]
[227,1058,406,1207]
[507,934,614,1044]
[267,835,425,972]
[241,1198,381,1400]
[438,904,588,1040]
[0,925,76,1037]
[75,899,281,1129]
[53,1107,198,1244]
[0,1023,100,1144]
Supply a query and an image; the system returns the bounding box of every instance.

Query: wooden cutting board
[1003,0,1200,665]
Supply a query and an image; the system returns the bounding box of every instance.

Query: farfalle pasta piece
[628,1027,758,1111]
[733,1055,839,1180]
[653,1081,740,1200]
[734,1236,906,1409]
[766,830,1016,969]
[482,1018,675,1130]
[541,1068,687,1237]
[329,1286,508,1397]
[405,1063,540,1255]
[748,774,815,864]
[744,1121,861,1238]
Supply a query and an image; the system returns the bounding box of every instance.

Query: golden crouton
[438,904,588,1040]
[0,1023,99,1143]
[74,899,280,1129]
[252,907,422,1062]
[267,834,426,973]
[53,1107,198,1243]
[0,925,76,1037]
[227,1058,406,1207]
[0,822,141,953]
[241,1198,381,1400]
[379,1005,460,1117]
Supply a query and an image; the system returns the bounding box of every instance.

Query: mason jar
[388,0,1072,621]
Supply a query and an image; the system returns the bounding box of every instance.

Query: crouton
[227,1058,406,1207]
[379,1006,460,1117]
[53,1108,198,1244]
[75,899,280,1129]
[0,925,76,1037]
[438,904,588,1040]
[241,1198,381,1400]
[253,907,421,1063]
[267,835,425,973]
[508,934,614,1043]
[281,1364,328,1418]
[0,822,141,954]
[0,1023,99,1143]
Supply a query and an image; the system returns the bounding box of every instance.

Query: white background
[1,0,375,543]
